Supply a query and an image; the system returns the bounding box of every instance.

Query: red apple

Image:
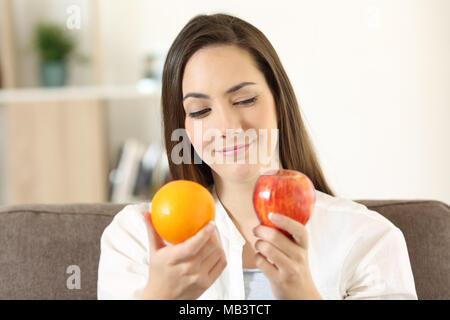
[252,169,316,236]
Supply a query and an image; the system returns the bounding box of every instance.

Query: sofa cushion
[0,203,127,300]
[357,200,450,300]
[0,200,448,299]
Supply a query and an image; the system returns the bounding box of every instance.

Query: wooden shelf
[0,82,161,104]
[5,99,109,204]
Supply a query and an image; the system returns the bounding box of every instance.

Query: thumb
[141,211,166,253]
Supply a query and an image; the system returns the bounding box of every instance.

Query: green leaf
[34,22,76,62]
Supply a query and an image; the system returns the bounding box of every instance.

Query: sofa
[0,199,448,300]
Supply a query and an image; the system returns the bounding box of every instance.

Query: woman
[98,13,417,300]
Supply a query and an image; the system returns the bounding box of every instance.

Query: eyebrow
[183,81,256,102]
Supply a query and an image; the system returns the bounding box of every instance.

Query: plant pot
[40,60,67,87]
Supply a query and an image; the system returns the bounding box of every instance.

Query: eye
[234,96,258,106]
[188,108,211,118]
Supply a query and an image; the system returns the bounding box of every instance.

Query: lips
[216,140,254,155]
[221,144,247,153]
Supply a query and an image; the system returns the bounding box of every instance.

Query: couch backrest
[357,200,449,300]
[0,200,448,300]
[0,203,126,300]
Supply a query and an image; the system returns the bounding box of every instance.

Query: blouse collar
[210,184,246,247]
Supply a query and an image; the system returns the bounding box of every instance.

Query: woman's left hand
[252,213,322,300]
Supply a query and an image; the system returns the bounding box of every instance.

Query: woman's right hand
[140,211,227,300]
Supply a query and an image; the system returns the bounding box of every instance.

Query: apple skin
[252,169,316,236]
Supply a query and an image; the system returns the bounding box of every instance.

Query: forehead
[182,45,263,93]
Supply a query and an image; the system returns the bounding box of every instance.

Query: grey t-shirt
[243,268,276,300]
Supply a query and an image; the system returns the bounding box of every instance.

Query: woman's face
[182,45,280,184]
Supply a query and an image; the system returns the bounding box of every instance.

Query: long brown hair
[161,13,334,196]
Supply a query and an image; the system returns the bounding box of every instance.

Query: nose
[209,103,246,151]
[214,103,243,138]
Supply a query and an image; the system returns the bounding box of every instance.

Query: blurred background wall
[0,0,449,205]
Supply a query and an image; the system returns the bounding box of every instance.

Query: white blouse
[97,185,418,300]
[243,268,275,300]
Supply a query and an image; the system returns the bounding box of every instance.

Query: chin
[212,162,262,184]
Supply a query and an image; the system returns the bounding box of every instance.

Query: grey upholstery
[0,200,448,300]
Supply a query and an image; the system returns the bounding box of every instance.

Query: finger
[254,252,277,279]
[253,225,302,260]
[171,221,216,263]
[141,211,166,253]
[206,250,227,280]
[255,239,295,274]
[268,213,309,249]
[194,234,219,264]
[201,247,224,274]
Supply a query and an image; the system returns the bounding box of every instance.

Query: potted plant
[34,22,76,87]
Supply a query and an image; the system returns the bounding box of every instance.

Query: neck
[212,161,282,234]
[214,174,259,232]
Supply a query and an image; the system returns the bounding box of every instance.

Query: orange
[150,180,215,244]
